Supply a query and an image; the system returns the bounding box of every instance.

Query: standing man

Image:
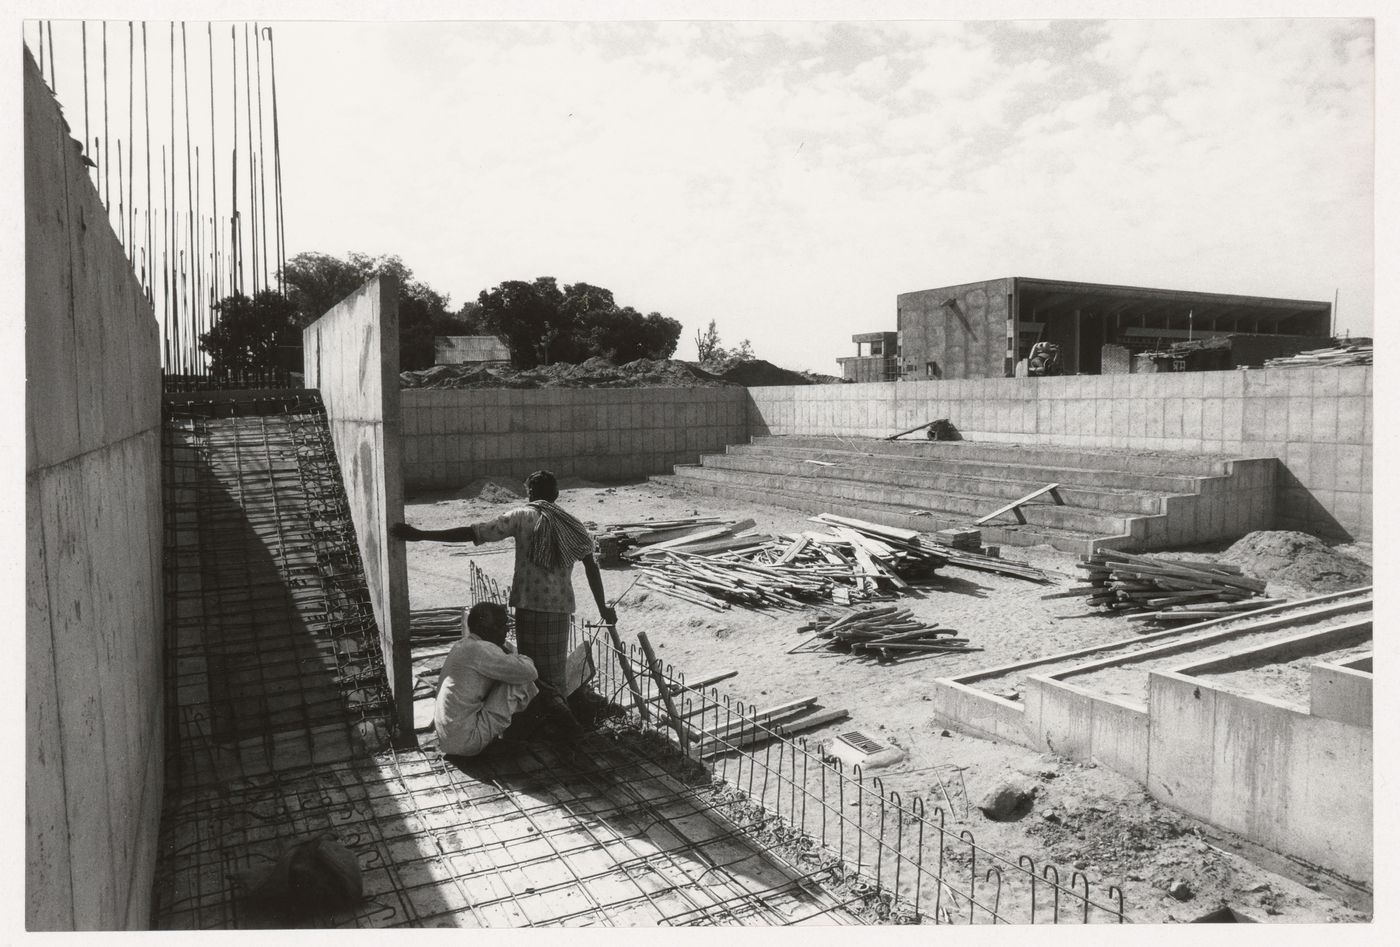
[392,470,617,693]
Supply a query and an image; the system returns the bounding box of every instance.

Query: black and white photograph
[13,0,1389,934]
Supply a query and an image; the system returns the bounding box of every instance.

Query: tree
[695,320,722,363]
[200,290,301,378]
[694,319,754,368]
[475,277,681,367]
[279,251,466,370]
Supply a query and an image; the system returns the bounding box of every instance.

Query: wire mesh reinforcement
[562,605,1128,922]
[160,390,396,791]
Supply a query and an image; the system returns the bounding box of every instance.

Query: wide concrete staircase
[653,435,1276,554]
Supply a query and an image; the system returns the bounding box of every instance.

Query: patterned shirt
[472,506,593,614]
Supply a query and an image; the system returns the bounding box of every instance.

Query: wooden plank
[605,624,650,724]
[637,632,691,745]
[974,483,1063,526]
[814,513,922,543]
[697,708,850,757]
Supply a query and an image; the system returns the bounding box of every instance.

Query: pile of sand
[453,476,525,504]
[1222,531,1371,594]
[401,357,846,390]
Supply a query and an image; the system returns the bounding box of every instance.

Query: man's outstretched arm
[582,554,618,625]
[391,523,477,543]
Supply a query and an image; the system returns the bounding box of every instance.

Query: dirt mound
[453,476,525,504]
[400,358,733,390]
[1222,531,1371,594]
[715,358,815,387]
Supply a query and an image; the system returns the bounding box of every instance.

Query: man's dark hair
[466,602,509,646]
[525,469,559,502]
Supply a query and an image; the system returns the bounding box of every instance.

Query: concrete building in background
[895,277,1333,380]
[434,335,511,368]
[836,331,899,382]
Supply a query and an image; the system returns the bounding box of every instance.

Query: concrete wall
[1149,662,1372,883]
[897,278,1011,380]
[747,366,1372,540]
[303,278,413,740]
[400,385,750,493]
[25,49,165,930]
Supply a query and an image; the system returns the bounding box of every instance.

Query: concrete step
[666,463,1129,537]
[754,435,1245,478]
[729,442,1207,495]
[706,451,1177,514]
[650,471,1102,554]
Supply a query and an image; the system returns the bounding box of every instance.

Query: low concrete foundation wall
[25,49,164,930]
[401,386,750,493]
[304,278,413,741]
[1148,660,1372,882]
[747,366,1371,540]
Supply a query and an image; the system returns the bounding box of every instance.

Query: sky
[250,15,1376,372]
[7,5,1382,376]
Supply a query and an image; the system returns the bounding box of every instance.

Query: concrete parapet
[304,278,413,742]
[400,385,750,492]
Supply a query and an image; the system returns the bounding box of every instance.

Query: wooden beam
[975,484,1064,526]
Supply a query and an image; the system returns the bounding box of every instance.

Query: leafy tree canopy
[279,251,464,370]
[200,290,301,379]
[475,277,682,368]
[694,318,755,369]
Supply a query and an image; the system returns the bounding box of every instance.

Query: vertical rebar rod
[208,23,219,303]
[102,21,110,208]
[244,23,257,296]
[264,26,285,293]
[230,25,239,297]
[82,22,90,161]
[182,22,196,370]
[254,22,269,292]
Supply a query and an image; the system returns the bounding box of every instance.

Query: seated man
[436,602,583,758]
[436,602,540,757]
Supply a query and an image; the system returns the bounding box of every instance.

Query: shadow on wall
[1276,466,1350,542]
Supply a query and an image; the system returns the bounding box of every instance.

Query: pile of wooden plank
[816,513,1050,582]
[1262,342,1372,368]
[1054,549,1283,622]
[596,517,772,558]
[794,604,981,660]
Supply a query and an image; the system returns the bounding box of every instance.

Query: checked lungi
[512,608,571,690]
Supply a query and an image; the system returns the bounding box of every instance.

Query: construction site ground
[400,477,1373,925]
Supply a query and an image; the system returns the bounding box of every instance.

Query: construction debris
[814,513,1050,583]
[1262,341,1372,369]
[1061,549,1279,622]
[792,605,982,661]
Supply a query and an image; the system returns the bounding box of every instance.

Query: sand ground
[400,477,1371,924]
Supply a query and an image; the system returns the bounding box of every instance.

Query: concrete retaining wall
[1148,661,1372,882]
[747,366,1371,540]
[303,278,413,740]
[400,385,750,493]
[25,49,165,930]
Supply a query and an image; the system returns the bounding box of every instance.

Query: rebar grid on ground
[572,618,1128,924]
[160,391,396,789]
[153,393,860,928]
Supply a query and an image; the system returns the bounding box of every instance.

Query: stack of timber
[814,513,1050,583]
[795,605,981,660]
[598,517,773,558]
[1262,342,1372,369]
[1059,549,1283,622]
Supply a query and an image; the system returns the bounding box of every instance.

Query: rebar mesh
[578,606,1129,925]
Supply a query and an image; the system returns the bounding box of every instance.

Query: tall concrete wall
[897,278,1011,380]
[747,366,1372,541]
[25,50,165,930]
[303,278,413,740]
[400,385,750,493]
